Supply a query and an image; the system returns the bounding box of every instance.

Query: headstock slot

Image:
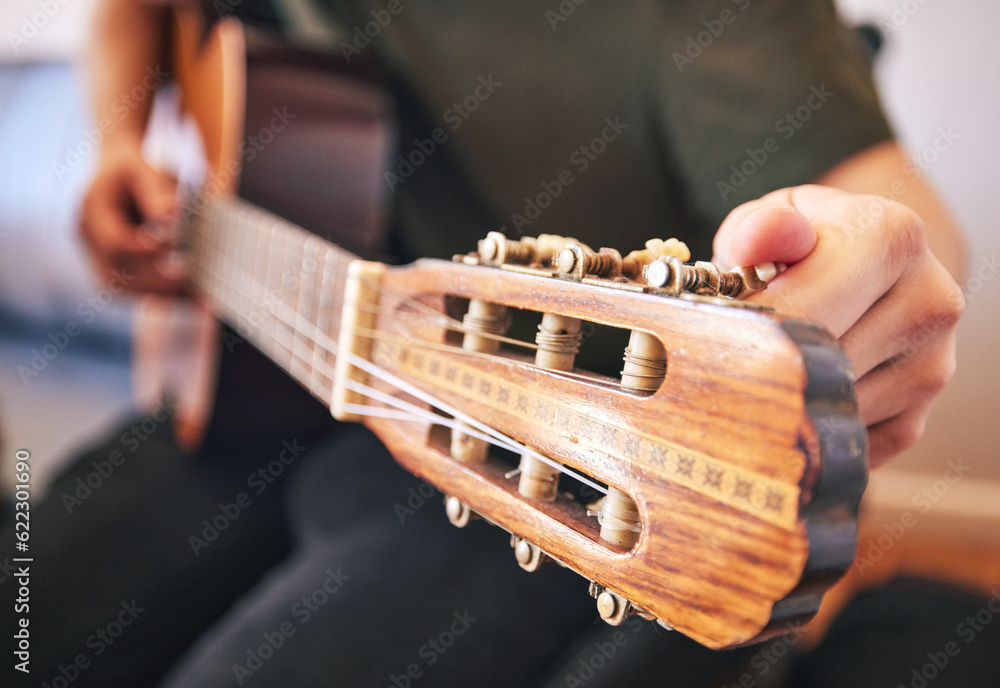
[422,424,624,552]
[436,298,668,398]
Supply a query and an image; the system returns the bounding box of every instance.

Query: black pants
[3,418,999,687]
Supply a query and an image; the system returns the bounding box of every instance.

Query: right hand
[80,142,184,294]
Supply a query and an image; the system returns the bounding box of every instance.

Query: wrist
[98,131,146,166]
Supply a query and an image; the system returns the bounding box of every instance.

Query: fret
[205,205,225,326]
[326,250,348,363]
[248,205,269,347]
[284,228,308,385]
[275,224,299,372]
[224,206,240,319]
[327,250,349,343]
[214,203,232,314]
[184,193,362,409]
[312,245,339,403]
[262,213,285,365]
[228,204,247,337]
[277,225,300,376]
[299,236,325,400]
[219,204,240,324]
[233,206,252,334]
[209,204,226,312]
[203,203,218,303]
[222,205,237,316]
[192,203,209,299]
[260,216,279,359]
[232,203,254,341]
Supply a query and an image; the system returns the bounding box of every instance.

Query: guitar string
[340,379,524,453]
[187,199,544,352]
[185,247,628,393]
[192,237,609,494]
[344,353,609,495]
[186,221,626,498]
[186,196,625,389]
[190,203,640,400]
[189,236,626,403]
[185,205,628,391]
[186,222,610,494]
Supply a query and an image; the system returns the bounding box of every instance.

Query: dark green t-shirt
[299,0,891,263]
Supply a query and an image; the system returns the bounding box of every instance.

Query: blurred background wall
[832,0,1000,593]
[0,0,997,585]
[0,0,136,492]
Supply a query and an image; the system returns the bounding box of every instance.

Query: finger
[713,188,795,268]
[745,188,927,338]
[95,254,185,294]
[866,399,936,469]
[854,331,956,430]
[727,205,817,268]
[839,253,962,377]
[129,163,178,226]
[81,182,163,264]
[81,188,183,294]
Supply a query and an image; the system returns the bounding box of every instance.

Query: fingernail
[740,204,799,226]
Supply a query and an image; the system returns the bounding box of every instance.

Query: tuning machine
[644,257,787,298]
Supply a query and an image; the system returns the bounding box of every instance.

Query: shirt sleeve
[654,0,894,228]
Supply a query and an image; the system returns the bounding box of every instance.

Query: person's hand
[712,185,964,467]
[80,141,184,294]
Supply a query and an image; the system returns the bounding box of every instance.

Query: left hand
[712,185,964,468]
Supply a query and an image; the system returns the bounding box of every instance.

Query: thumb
[726,205,817,269]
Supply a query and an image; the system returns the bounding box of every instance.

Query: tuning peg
[555,244,623,279]
[478,231,588,267]
[621,238,691,279]
[727,262,787,297]
[478,231,534,266]
[644,258,786,298]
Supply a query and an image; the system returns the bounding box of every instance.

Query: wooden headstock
[334,235,868,649]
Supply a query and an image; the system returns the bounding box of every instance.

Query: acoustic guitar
[150,6,867,650]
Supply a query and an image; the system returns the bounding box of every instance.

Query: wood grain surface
[360,258,867,648]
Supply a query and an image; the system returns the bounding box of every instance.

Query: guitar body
[162,7,867,650]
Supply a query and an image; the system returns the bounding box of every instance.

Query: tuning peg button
[444,495,475,527]
[589,584,633,626]
[510,535,550,571]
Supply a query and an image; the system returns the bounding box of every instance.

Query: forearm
[90,0,171,157]
[815,140,968,282]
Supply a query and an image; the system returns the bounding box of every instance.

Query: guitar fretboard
[185,194,358,406]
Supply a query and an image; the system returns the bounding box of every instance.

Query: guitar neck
[185,193,357,407]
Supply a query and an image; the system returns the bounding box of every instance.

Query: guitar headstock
[333,232,867,649]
